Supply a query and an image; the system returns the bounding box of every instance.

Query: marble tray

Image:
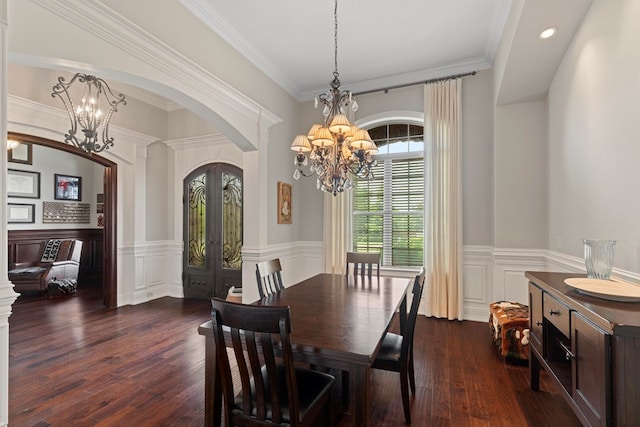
[564,277,640,302]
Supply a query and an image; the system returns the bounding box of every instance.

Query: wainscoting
[102,239,640,319]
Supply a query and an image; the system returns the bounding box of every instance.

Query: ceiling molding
[28,0,281,145]
[178,0,300,99]
[179,0,511,102]
[334,58,490,102]
[484,0,514,65]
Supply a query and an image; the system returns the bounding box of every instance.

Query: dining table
[198,272,412,427]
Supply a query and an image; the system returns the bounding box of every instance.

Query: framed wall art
[7,169,40,198]
[7,203,35,223]
[8,142,33,165]
[54,174,82,201]
[277,182,292,224]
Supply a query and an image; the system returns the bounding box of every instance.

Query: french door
[182,163,243,299]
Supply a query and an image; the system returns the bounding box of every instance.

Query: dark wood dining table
[198,272,412,427]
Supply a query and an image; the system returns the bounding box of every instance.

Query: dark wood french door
[182,163,243,299]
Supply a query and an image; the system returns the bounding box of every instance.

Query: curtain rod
[354,71,477,96]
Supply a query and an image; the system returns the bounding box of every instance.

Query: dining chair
[372,267,426,424]
[255,258,284,298]
[210,297,335,426]
[345,251,380,277]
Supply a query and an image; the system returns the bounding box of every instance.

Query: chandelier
[290,0,377,196]
[52,73,126,155]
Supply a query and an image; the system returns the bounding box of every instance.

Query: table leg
[349,364,371,427]
[203,334,222,427]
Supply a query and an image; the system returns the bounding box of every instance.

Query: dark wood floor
[9,285,581,426]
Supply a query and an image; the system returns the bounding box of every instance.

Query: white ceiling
[12,0,593,113]
[179,0,513,100]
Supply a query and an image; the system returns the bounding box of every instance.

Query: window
[352,123,424,267]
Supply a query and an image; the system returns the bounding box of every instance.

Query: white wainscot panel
[135,255,146,290]
[463,263,491,322]
[146,255,166,286]
[503,270,529,304]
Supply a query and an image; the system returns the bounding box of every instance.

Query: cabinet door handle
[548,309,561,316]
[535,321,543,326]
[558,340,576,360]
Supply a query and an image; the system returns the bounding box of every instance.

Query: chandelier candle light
[290,0,378,196]
[52,73,126,155]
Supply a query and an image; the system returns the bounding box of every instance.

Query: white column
[241,117,270,303]
[0,1,21,425]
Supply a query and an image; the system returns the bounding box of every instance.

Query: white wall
[548,0,640,273]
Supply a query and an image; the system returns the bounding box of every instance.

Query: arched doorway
[8,132,117,308]
[183,163,243,299]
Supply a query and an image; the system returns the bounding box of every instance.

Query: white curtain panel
[423,79,464,320]
[323,190,352,274]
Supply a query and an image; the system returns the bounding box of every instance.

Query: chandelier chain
[290,0,377,196]
[334,0,339,78]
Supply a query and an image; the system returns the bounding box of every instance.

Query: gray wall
[495,100,547,249]
[548,0,640,272]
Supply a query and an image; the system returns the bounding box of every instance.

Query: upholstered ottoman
[489,301,529,362]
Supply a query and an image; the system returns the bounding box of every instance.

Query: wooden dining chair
[372,267,426,424]
[255,258,284,298]
[210,298,335,426]
[345,251,380,277]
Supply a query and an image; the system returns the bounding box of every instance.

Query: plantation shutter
[353,157,424,267]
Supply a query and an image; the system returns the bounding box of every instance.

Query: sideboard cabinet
[526,271,640,427]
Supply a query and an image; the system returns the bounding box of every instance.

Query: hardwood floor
[9,285,581,426]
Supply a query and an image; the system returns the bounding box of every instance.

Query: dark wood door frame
[8,132,117,308]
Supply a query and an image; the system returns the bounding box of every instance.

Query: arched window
[352,123,424,267]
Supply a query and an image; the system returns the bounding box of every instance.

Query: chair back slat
[255,259,285,298]
[346,251,380,277]
[211,298,295,425]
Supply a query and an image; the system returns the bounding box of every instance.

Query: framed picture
[277,182,292,224]
[7,169,40,198]
[7,203,35,223]
[8,142,33,165]
[54,174,82,201]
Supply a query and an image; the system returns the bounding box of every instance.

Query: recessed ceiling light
[539,27,557,39]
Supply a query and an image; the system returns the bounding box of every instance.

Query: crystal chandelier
[290,0,377,196]
[51,73,126,155]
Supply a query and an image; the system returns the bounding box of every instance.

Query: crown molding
[178,0,301,99]
[29,0,281,130]
[484,0,513,65]
[303,57,490,102]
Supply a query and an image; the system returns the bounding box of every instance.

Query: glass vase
[583,239,616,280]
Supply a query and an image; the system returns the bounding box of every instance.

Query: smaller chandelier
[52,73,126,155]
[290,0,377,196]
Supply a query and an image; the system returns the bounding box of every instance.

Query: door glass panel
[222,172,242,270]
[188,173,206,268]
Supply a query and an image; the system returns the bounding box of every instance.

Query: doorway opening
[7,132,117,308]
